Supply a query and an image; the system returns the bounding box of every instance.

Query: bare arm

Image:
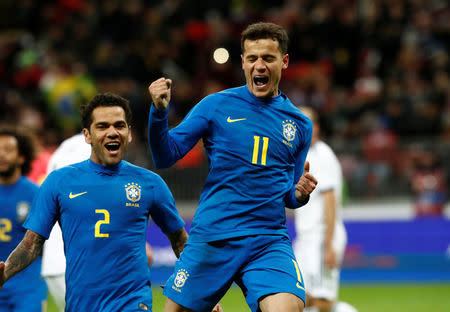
[323,190,337,268]
[166,227,188,258]
[0,230,46,290]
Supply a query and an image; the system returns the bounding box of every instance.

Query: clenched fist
[148,78,172,110]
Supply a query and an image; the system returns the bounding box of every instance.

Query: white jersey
[295,140,344,235]
[46,133,91,172]
[294,140,347,300]
[42,133,91,276]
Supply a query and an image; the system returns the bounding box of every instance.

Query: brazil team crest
[282,120,296,142]
[125,182,141,202]
[174,269,189,288]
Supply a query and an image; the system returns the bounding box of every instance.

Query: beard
[0,164,18,178]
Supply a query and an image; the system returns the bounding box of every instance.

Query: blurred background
[0,0,449,309]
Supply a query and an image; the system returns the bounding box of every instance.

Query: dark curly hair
[80,93,132,130]
[0,124,36,175]
[241,22,289,55]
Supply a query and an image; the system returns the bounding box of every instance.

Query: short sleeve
[149,175,185,234]
[23,172,60,239]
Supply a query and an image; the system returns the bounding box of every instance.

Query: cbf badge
[125,182,141,206]
[16,201,30,223]
[173,269,189,290]
[282,120,296,141]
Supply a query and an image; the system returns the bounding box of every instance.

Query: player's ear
[282,54,289,70]
[127,126,132,143]
[17,154,25,166]
[83,128,91,144]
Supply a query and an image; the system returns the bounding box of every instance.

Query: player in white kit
[293,107,357,312]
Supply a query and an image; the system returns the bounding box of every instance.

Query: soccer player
[293,107,357,312]
[0,125,47,311]
[0,93,188,312]
[148,22,317,312]
[42,132,156,311]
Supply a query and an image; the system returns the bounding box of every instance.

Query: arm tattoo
[167,228,188,258]
[4,230,45,282]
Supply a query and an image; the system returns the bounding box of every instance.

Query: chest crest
[282,120,297,147]
[125,182,141,207]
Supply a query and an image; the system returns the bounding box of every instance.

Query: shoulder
[48,134,90,171]
[314,141,340,166]
[19,176,39,192]
[316,141,337,157]
[121,161,167,185]
[279,95,313,131]
[216,86,247,98]
[289,106,313,140]
[46,160,89,183]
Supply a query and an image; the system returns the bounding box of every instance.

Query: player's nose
[254,58,266,70]
[106,126,119,137]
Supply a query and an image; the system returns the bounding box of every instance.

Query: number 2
[252,136,269,165]
[95,209,110,238]
[0,218,12,242]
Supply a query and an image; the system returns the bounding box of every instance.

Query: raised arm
[166,227,189,259]
[0,230,46,290]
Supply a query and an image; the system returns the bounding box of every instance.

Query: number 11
[252,136,269,165]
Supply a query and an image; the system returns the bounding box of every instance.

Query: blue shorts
[163,235,305,312]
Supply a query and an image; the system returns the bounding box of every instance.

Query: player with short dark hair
[0,125,47,312]
[148,22,317,312]
[0,93,188,312]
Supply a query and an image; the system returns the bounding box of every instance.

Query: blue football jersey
[0,177,45,293]
[24,159,185,312]
[149,85,312,242]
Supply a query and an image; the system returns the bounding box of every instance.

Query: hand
[0,261,5,290]
[212,302,223,312]
[295,161,317,202]
[148,78,172,110]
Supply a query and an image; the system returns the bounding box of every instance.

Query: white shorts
[293,222,347,300]
[45,274,66,312]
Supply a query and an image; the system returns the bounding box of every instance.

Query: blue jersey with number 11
[149,85,312,243]
[24,159,185,312]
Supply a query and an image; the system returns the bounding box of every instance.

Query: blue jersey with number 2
[24,159,185,312]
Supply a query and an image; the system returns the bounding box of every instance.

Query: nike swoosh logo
[227,116,247,123]
[69,191,88,199]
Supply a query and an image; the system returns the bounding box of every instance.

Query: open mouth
[253,76,269,87]
[105,142,120,152]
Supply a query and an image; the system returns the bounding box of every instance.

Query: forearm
[167,227,188,258]
[4,230,45,282]
[148,106,175,168]
[323,191,335,248]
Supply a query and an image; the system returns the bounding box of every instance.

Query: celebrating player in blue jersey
[0,125,47,312]
[148,22,318,312]
[0,93,188,312]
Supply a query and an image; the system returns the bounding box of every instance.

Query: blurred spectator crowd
[0,0,449,206]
